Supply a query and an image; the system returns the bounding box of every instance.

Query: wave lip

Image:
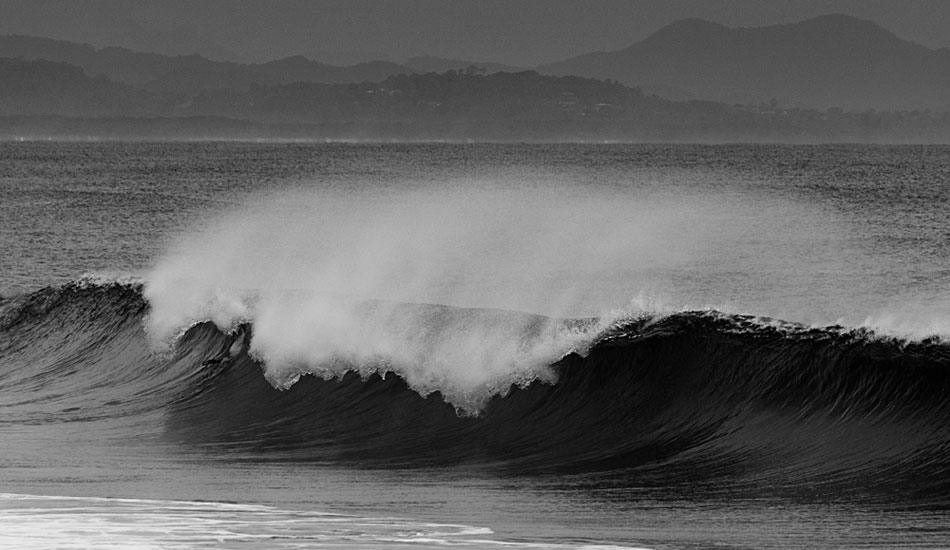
[145,284,613,412]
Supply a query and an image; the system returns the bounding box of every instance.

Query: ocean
[1,141,949,549]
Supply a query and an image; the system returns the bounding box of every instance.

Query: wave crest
[148,287,610,412]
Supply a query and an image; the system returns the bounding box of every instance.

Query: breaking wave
[3,280,950,502]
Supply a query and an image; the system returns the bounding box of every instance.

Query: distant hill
[0,58,161,116]
[2,58,949,142]
[539,14,950,111]
[406,56,524,74]
[0,35,416,94]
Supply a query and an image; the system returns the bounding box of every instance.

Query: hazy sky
[1,0,948,65]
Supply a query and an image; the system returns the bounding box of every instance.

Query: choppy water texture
[2,142,950,549]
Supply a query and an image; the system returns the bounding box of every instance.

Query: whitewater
[2,142,950,549]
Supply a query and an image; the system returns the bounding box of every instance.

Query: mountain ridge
[5,14,950,111]
[2,59,949,143]
[3,15,950,142]
[539,14,950,111]
[0,34,417,94]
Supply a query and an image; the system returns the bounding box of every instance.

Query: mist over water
[147,184,707,317]
[145,184,696,404]
[143,178,869,406]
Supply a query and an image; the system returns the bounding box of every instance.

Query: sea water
[1,142,949,549]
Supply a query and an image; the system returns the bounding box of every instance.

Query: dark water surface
[2,142,950,548]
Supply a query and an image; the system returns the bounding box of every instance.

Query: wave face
[4,281,950,502]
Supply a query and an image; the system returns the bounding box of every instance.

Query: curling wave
[3,281,950,500]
